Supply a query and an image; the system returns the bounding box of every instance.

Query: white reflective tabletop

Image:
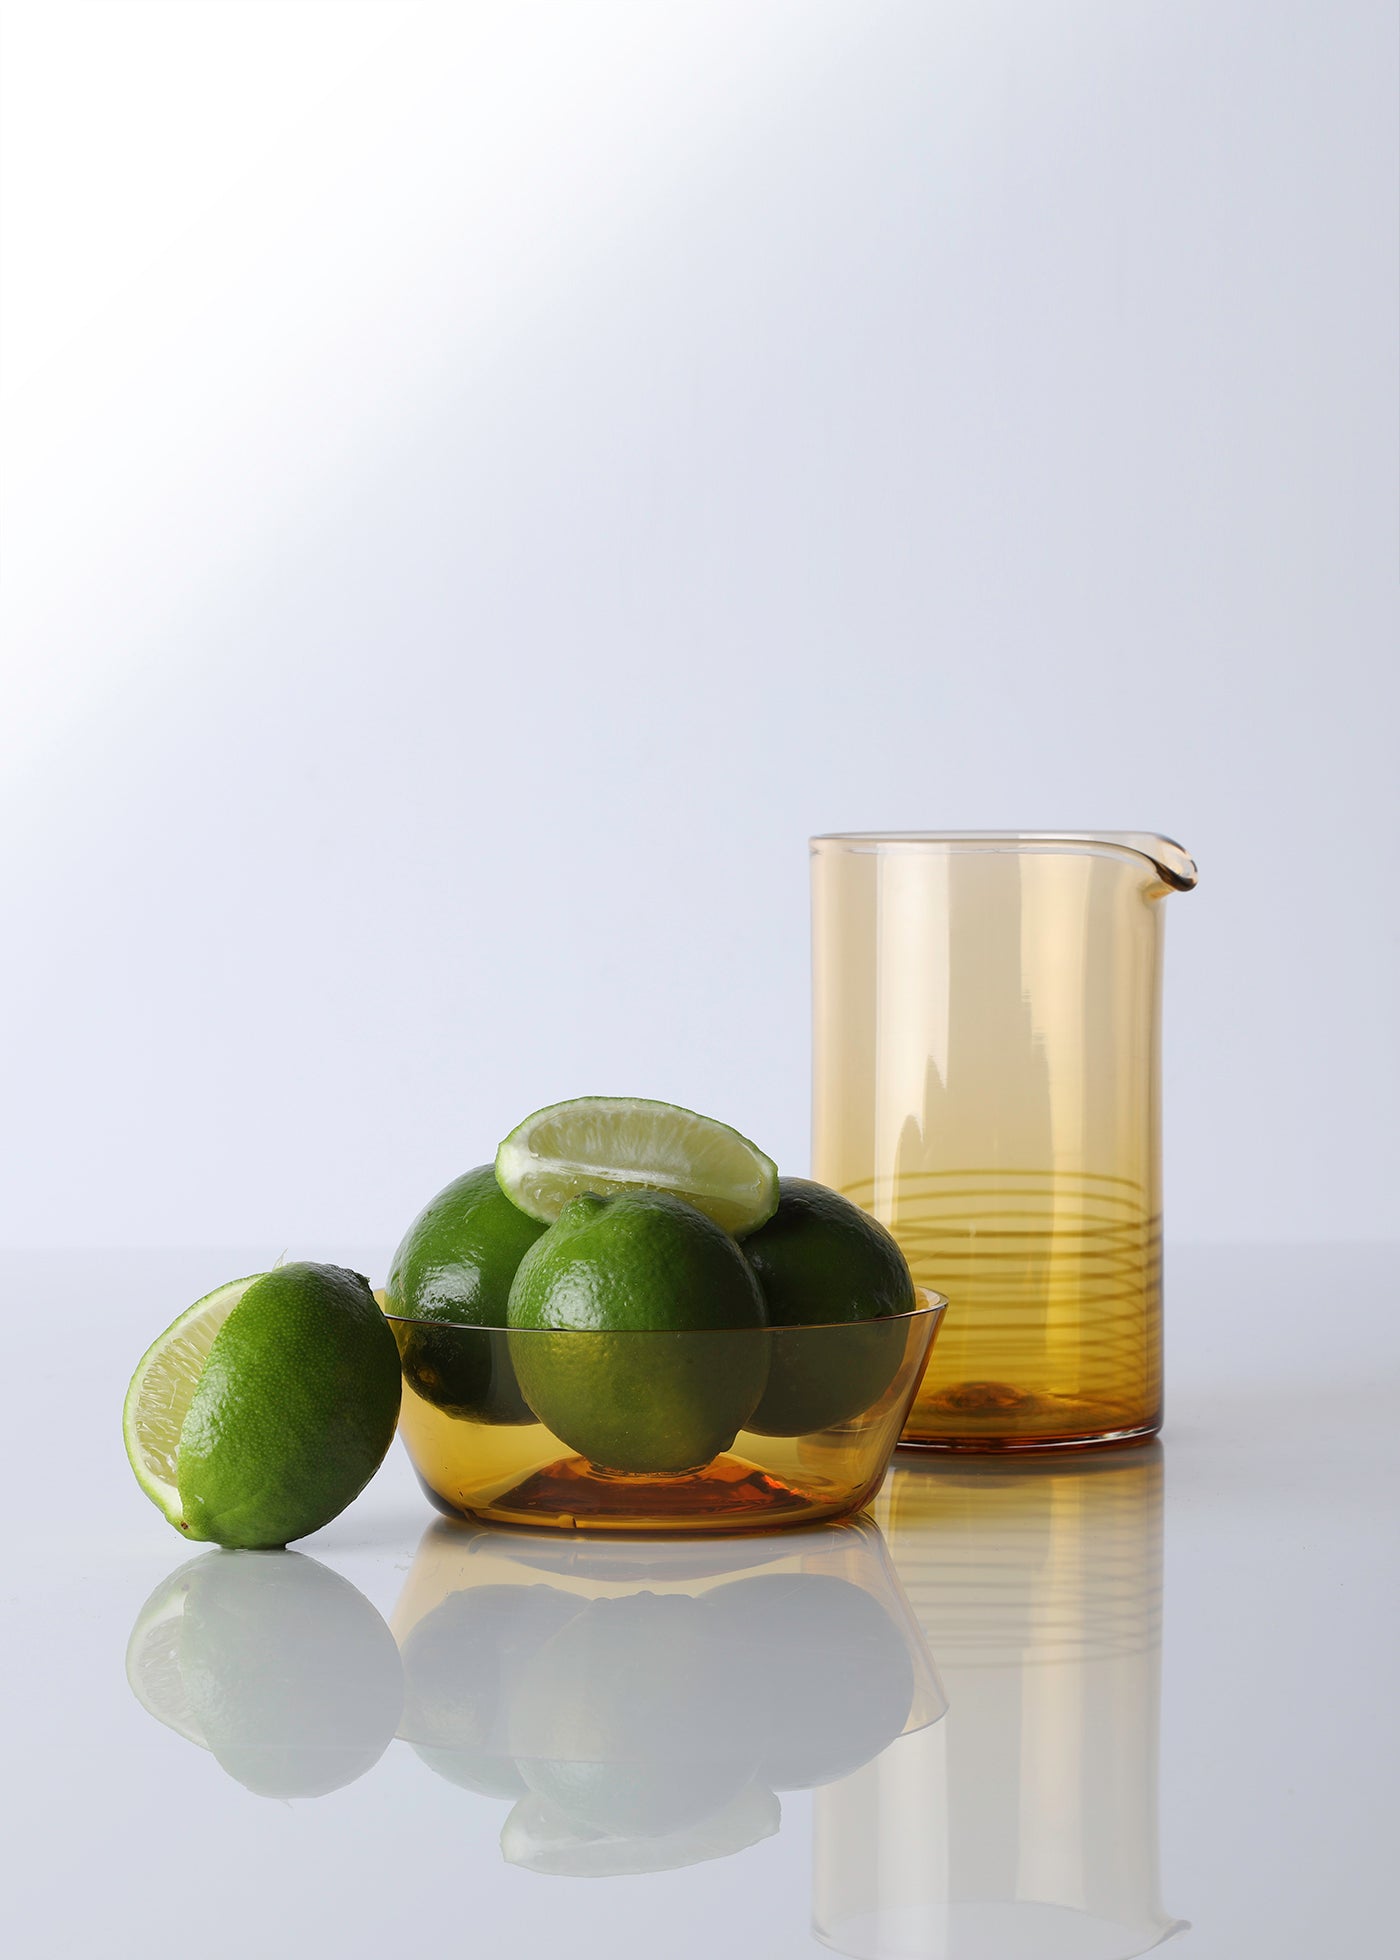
[5,1246,1394,1958]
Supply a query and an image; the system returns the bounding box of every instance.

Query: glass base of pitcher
[899,1384,1161,1453]
[897,1421,1160,1454]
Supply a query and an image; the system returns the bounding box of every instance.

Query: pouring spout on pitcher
[1097,832,1198,893]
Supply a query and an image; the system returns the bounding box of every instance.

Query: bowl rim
[383,1286,947,1338]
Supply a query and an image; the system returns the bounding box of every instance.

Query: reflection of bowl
[387,1292,945,1533]
[390,1514,945,1878]
[398,1581,582,1798]
[513,1591,757,1835]
[703,1574,916,1790]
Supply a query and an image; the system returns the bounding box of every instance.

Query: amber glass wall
[812,833,1196,1449]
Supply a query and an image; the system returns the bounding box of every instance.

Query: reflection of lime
[387,1165,546,1424]
[502,1780,780,1877]
[496,1096,779,1236]
[125,1556,209,1748]
[411,1743,529,1801]
[507,1190,767,1474]
[126,1551,403,1799]
[400,1582,581,1800]
[511,1592,755,1836]
[124,1263,402,1548]
[523,1756,746,1839]
[704,1573,914,1789]
[400,1584,581,1750]
[743,1180,914,1435]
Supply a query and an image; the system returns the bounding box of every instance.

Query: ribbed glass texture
[811,832,1196,1449]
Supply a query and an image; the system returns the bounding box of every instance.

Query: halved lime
[496,1097,779,1238]
[123,1263,402,1549]
[123,1277,254,1529]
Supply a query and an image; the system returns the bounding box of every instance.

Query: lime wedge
[122,1278,254,1529]
[495,1097,779,1238]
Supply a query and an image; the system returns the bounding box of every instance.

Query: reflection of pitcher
[811,832,1197,1448]
[815,1448,1186,1958]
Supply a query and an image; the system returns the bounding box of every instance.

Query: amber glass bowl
[387,1291,945,1534]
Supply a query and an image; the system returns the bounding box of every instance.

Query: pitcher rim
[808,831,1197,890]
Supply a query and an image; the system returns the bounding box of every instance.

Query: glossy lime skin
[387,1165,547,1424]
[507,1189,768,1475]
[742,1179,915,1436]
[176,1263,402,1550]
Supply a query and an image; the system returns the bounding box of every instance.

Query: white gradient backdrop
[2,0,1396,1250]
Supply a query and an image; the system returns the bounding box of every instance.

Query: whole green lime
[507,1189,768,1475]
[386,1164,547,1424]
[125,1262,402,1550]
[742,1179,915,1435]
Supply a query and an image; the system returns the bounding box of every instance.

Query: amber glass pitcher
[811,832,1197,1450]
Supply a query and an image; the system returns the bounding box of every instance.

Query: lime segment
[496,1097,779,1237]
[122,1278,255,1528]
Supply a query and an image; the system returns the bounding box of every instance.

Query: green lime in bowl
[386,1098,946,1533]
[385,1164,547,1425]
[496,1096,779,1237]
[741,1178,915,1436]
[388,1258,944,1534]
[507,1189,769,1476]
